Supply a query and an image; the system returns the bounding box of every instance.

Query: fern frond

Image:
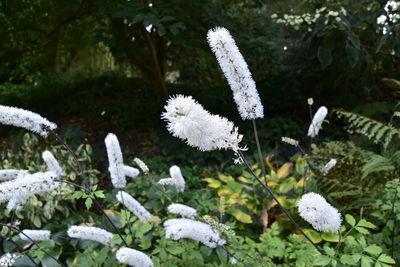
[362,155,396,179]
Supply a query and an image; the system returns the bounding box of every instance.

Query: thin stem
[220,246,253,267]
[0,234,38,267]
[251,119,268,185]
[391,188,398,259]
[237,150,322,253]
[335,230,342,253]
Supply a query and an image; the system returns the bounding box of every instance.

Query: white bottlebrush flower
[281,137,299,146]
[116,191,152,223]
[297,192,342,232]
[67,225,113,245]
[134,157,149,174]
[0,253,19,267]
[116,247,153,267]
[167,203,197,219]
[42,151,64,177]
[207,27,263,120]
[307,106,328,137]
[0,105,57,137]
[164,218,226,248]
[105,133,140,188]
[20,229,51,241]
[162,95,242,152]
[0,169,27,181]
[322,159,337,175]
[0,171,59,211]
[158,165,185,192]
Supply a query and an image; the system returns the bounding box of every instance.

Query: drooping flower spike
[158,165,186,192]
[67,225,113,245]
[322,159,337,175]
[20,229,51,241]
[308,106,328,137]
[116,247,153,267]
[42,151,64,177]
[167,203,197,219]
[116,191,153,223]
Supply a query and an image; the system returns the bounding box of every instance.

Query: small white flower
[116,247,153,267]
[281,137,299,146]
[0,169,27,181]
[20,229,51,241]
[0,253,19,267]
[207,27,263,120]
[116,191,152,223]
[158,165,185,192]
[297,192,342,232]
[162,95,242,152]
[307,106,328,137]
[167,203,197,219]
[164,218,226,248]
[322,159,337,175]
[67,225,113,245]
[0,105,57,137]
[133,158,149,174]
[42,151,64,177]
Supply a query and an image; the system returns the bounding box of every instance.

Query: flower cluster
[281,137,299,146]
[116,191,153,223]
[322,159,337,175]
[164,218,226,248]
[116,247,153,267]
[162,95,242,152]
[67,225,113,245]
[308,106,328,138]
[202,215,236,238]
[0,253,19,267]
[134,157,149,174]
[297,192,342,232]
[42,151,64,177]
[158,165,186,192]
[0,105,57,137]
[105,133,140,188]
[167,203,197,219]
[0,169,27,181]
[377,0,399,34]
[207,27,263,120]
[20,229,51,241]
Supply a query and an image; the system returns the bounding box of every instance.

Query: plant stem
[251,119,268,186]
[237,150,322,253]
[391,188,398,259]
[0,234,38,267]
[335,230,342,253]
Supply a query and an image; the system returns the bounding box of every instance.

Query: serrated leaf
[361,256,372,267]
[85,198,93,210]
[357,219,376,229]
[314,255,331,266]
[377,254,395,264]
[340,255,358,265]
[345,214,356,226]
[364,245,382,255]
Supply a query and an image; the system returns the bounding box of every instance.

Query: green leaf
[318,46,332,69]
[321,231,340,242]
[364,245,382,255]
[302,228,322,243]
[377,254,395,264]
[94,191,105,198]
[361,256,372,267]
[323,246,335,257]
[340,255,358,265]
[314,255,331,266]
[357,219,376,229]
[228,209,253,224]
[345,214,356,226]
[345,41,359,67]
[72,191,84,199]
[203,178,221,188]
[85,198,93,210]
[348,31,360,49]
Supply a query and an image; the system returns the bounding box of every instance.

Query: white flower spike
[42,151,64,177]
[308,106,328,137]
[322,159,337,175]
[0,169,27,181]
[158,165,186,192]
[167,203,197,219]
[116,247,153,267]
[116,191,152,223]
[20,229,51,241]
[207,27,263,120]
[67,225,113,245]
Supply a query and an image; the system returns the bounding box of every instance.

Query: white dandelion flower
[134,158,149,174]
[105,133,140,188]
[116,247,153,267]
[42,151,64,177]
[167,203,197,219]
[207,27,263,120]
[0,253,19,267]
[67,225,113,245]
[0,169,27,181]
[308,106,328,137]
[322,159,337,175]
[116,191,152,223]
[20,229,51,241]
[0,105,57,137]
[164,218,226,248]
[158,165,185,192]
[162,95,242,152]
[297,192,342,232]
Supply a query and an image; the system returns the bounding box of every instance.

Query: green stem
[251,119,268,185]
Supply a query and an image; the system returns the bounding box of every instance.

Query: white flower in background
[322,159,337,175]
[134,157,149,174]
[162,95,242,152]
[0,171,59,211]
[297,192,342,232]
[20,229,51,241]
[42,151,64,177]
[377,0,399,34]
[158,165,186,192]
[116,191,152,223]
[207,27,263,120]
[281,137,299,146]
[164,218,226,248]
[307,106,328,137]
[0,105,57,137]
[0,253,19,267]
[167,203,197,219]
[67,225,113,245]
[116,247,153,267]
[0,169,27,181]
[105,133,140,188]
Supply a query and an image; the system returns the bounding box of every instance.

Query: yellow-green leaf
[277,163,293,179]
[301,228,322,243]
[228,209,253,224]
[321,231,340,242]
[203,178,221,188]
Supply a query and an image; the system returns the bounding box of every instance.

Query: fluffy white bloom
[20,229,51,241]
[207,27,263,120]
[42,151,64,177]
[307,106,328,137]
[164,218,226,248]
[322,159,337,175]
[134,157,149,174]
[158,165,186,192]
[116,191,152,223]
[116,247,153,267]
[0,169,27,181]
[0,253,18,267]
[0,105,57,137]
[0,171,59,211]
[297,192,342,232]
[167,203,197,219]
[105,133,140,188]
[162,95,242,151]
[67,225,113,245]
[281,137,299,146]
